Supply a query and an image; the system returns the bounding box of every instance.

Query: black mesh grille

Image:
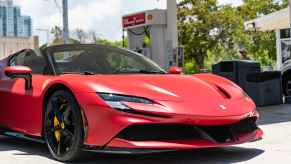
[117,124,202,141]
[199,118,257,143]
[117,117,258,143]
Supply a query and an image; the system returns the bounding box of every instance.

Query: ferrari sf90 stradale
[0,44,263,162]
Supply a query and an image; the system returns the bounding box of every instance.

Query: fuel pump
[122,1,183,69]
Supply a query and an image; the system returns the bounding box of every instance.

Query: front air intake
[116,118,258,143]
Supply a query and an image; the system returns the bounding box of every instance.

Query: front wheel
[44,90,84,162]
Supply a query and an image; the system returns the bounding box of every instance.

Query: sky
[13,0,243,44]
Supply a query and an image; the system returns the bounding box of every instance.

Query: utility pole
[62,0,69,44]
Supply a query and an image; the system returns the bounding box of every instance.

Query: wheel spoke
[57,140,61,155]
[51,98,63,122]
[62,130,74,151]
[63,106,71,126]
[62,129,74,139]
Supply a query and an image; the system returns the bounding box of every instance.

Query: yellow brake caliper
[54,117,61,142]
[54,104,66,142]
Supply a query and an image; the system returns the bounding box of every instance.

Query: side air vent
[216,86,231,99]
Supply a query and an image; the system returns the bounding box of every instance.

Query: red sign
[122,13,146,28]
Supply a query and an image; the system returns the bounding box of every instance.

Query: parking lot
[0,105,291,164]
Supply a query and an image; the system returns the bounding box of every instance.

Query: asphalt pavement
[0,105,291,164]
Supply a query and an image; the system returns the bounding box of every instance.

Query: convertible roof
[46,44,119,50]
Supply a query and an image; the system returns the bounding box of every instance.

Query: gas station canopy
[245,7,290,31]
[245,7,291,70]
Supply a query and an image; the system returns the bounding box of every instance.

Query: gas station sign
[122,10,166,30]
[122,13,146,28]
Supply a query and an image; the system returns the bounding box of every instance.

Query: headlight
[98,93,153,111]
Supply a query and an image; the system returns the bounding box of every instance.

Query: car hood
[60,74,253,117]
[64,74,244,102]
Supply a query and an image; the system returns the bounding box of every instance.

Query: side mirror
[4,66,33,90]
[168,66,183,74]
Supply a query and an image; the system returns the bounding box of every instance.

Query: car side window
[9,50,47,74]
[10,51,26,66]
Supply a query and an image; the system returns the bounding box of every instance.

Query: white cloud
[12,0,239,44]
[13,0,123,43]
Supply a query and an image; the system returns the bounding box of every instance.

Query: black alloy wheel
[44,90,84,162]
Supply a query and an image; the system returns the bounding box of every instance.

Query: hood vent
[216,85,231,99]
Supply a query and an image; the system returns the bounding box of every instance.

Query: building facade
[0,0,37,59]
[0,0,32,37]
[0,36,39,59]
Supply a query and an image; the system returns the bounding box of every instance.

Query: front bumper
[106,128,263,150]
[83,120,263,154]
[83,128,263,154]
[76,93,262,152]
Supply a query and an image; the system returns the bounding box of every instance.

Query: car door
[0,50,48,136]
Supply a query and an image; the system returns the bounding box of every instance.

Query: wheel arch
[41,83,88,139]
[42,83,72,113]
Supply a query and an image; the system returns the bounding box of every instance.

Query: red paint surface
[4,66,32,75]
[0,72,263,149]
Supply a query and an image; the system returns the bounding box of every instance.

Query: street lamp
[35,28,50,44]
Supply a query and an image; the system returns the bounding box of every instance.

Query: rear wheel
[44,90,84,162]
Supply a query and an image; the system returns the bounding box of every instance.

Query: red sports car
[0,44,263,162]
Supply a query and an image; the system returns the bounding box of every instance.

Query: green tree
[178,0,219,70]
[75,28,87,43]
[51,26,63,40]
[96,38,128,48]
[238,0,287,20]
[178,0,243,70]
[178,0,288,73]
[237,0,288,67]
[50,26,80,45]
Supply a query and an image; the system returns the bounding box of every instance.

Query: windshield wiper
[81,71,95,75]
[138,70,166,74]
[114,69,166,74]
[61,71,95,75]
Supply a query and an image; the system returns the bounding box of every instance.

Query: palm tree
[51,26,63,40]
[75,28,87,43]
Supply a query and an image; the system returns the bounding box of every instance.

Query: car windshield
[49,45,166,75]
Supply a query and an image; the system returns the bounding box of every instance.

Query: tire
[283,76,291,96]
[44,90,84,162]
